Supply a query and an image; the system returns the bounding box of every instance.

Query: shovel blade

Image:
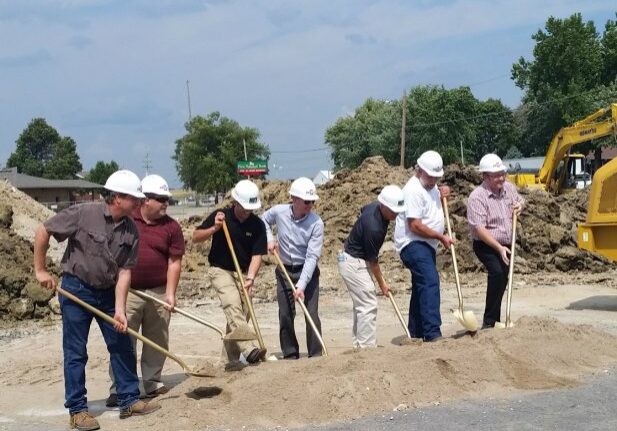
[452,308,479,332]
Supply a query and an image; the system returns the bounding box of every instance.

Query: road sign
[237,159,268,175]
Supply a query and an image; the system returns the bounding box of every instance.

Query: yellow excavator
[508,104,617,261]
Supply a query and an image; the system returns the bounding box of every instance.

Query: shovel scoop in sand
[443,197,479,333]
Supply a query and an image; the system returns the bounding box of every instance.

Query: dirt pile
[154,317,617,430]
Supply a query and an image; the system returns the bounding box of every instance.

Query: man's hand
[294,288,304,301]
[440,234,454,249]
[35,269,57,291]
[214,212,225,231]
[164,293,176,312]
[244,278,254,296]
[267,241,279,254]
[439,185,451,199]
[113,311,128,333]
[380,284,391,297]
[512,201,523,216]
[499,245,511,265]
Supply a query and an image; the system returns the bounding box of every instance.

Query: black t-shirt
[197,206,267,272]
[344,202,389,262]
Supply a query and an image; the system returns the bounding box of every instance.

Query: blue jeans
[400,241,442,341]
[59,274,139,414]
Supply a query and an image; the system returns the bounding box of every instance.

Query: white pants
[337,251,378,348]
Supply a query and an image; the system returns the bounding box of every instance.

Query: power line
[270,147,330,154]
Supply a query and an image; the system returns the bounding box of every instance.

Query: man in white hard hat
[467,154,524,328]
[338,185,406,348]
[33,170,161,431]
[106,174,185,407]
[261,177,325,359]
[193,179,267,364]
[394,151,453,342]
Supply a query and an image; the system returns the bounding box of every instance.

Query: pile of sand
[152,317,617,430]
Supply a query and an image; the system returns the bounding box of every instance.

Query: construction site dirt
[1,157,617,430]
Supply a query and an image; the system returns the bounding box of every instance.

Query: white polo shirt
[394,175,445,253]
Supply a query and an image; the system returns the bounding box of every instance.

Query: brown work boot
[119,400,161,419]
[70,411,100,431]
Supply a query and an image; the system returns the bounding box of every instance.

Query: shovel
[272,250,328,356]
[129,288,257,341]
[387,292,412,339]
[442,197,479,332]
[504,212,518,329]
[221,220,267,354]
[56,286,214,378]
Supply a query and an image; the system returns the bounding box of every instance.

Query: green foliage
[87,160,120,185]
[173,112,270,194]
[6,118,82,179]
[325,86,518,170]
[512,13,617,156]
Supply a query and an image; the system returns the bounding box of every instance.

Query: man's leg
[59,276,94,415]
[473,241,508,327]
[400,243,424,339]
[303,268,323,357]
[209,267,258,362]
[338,254,377,348]
[139,286,171,394]
[276,268,299,358]
[416,245,441,341]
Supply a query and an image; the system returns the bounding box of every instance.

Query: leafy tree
[512,13,617,158]
[173,112,270,198]
[6,118,82,179]
[87,160,120,185]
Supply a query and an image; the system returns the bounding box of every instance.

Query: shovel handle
[129,288,225,338]
[388,292,411,339]
[442,197,464,311]
[272,250,328,356]
[505,212,518,328]
[221,220,266,351]
[56,286,210,377]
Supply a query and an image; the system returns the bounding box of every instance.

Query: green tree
[87,160,120,185]
[173,112,270,197]
[6,118,82,179]
[511,13,617,157]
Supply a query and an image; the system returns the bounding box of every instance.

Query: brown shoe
[70,411,100,431]
[119,400,161,419]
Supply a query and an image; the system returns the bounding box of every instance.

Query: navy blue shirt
[344,202,389,262]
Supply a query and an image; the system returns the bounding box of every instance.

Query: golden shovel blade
[451,308,479,332]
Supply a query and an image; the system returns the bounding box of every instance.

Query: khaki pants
[338,251,378,348]
[208,266,258,362]
[109,286,170,395]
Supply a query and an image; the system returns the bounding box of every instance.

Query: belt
[283,263,304,273]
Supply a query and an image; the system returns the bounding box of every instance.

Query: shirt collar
[288,204,309,222]
[481,181,505,198]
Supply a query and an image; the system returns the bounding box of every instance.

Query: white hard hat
[231,179,261,210]
[478,153,508,173]
[104,170,145,198]
[417,150,444,177]
[378,185,405,213]
[289,177,319,201]
[141,174,171,197]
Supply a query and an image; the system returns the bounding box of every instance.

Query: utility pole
[186,80,192,122]
[400,90,407,168]
[460,139,465,165]
[143,151,152,176]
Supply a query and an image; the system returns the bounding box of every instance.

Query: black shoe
[283,353,299,360]
[143,386,169,399]
[424,336,443,342]
[105,393,118,408]
[246,348,266,364]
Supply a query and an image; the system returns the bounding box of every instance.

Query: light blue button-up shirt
[261,204,324,291]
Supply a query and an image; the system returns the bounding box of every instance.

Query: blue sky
[1,1,615,187]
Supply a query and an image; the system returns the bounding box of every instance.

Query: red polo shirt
[131,208,185,290]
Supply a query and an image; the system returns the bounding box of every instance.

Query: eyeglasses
[303,200,315,205]
[145,194,169,203]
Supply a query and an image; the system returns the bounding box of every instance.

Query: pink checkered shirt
[466,181,524,245]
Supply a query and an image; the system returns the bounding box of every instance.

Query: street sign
[237,159,268,176]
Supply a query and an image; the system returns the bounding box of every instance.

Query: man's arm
[244,255,262,295]
[295,221,324,299]
[367,260,389,296]
[193,211,224,243]
[34,224,56,291]
[408,218,453,248]
[113,268,131,333]
[164,255,182,311]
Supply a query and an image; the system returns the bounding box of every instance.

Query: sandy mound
[151,317,617,430]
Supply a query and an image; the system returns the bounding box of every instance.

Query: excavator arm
[537,104,617,194]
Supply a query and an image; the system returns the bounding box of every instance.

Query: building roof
[313,170,334,185]
[0,167,104,189]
